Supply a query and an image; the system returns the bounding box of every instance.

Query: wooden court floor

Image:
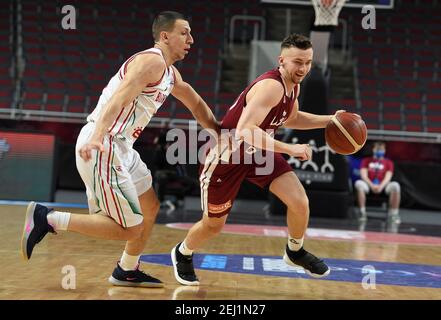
[0,204,440,300]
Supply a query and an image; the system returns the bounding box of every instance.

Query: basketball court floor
[0,198,440,300]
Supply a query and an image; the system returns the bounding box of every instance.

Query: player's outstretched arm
[170,66,220,134]
[283,106,333,130]
[79,55,165,161]
[282,86,345,129]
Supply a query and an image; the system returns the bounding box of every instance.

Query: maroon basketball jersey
[221,68,298,132]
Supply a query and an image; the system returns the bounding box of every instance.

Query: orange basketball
[325,112,367,155]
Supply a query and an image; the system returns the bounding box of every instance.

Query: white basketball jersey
[87,47,175,145]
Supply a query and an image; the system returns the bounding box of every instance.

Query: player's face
[167,19,193,61]
[279,47,313,84]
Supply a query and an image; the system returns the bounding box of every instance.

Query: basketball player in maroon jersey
[171,34,342,285]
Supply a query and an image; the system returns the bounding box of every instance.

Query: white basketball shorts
[75,122,152,228]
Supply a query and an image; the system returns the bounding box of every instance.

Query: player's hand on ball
[333,109,346,118]
[79,141,104,161]
[290,144,312,161]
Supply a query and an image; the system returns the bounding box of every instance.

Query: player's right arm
[235,79,311,160]
[79,55,166,161]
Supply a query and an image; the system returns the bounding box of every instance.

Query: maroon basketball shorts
[199,145,292,218]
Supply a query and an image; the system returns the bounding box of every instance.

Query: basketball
[325,112,367,155]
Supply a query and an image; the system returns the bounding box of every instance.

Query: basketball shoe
[283,245,330,278]
[171,243,200,286]
[21,202,56,260]
[108,263,164,288]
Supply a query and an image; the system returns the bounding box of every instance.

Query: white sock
[179,240,193,256]
[288,236,304,252]
[389,208,399,216]
[119,251,140,271]
[47,211,71,231]
[360,207,366,215]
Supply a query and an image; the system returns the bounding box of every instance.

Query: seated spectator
[354,141,401,223]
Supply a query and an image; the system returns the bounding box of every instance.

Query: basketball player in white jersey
[21,11,219,287]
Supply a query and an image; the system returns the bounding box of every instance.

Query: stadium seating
[17,0,232,121]
[3,0,437,134]
[341,0,440,132]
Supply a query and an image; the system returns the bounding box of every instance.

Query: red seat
[383,91,400,98]
[26,80,44,89]
[405,92,422,101]
[361,100,378,109]
[406,114,422,121]
[406,124,423,132]
[384,112,401,120]
[403,80,418,88]
[174,101,194,120]
[427,94,441,102]
[403,103,421,111]
[427,104,441,111]
[383,101,401,109]
[429,82,441,90]
[0,101,11,108]
[45,104,63,112]
[428,127,441,133]
[427,114,441,122]
[360,90,377,98]
[383,124,401,130]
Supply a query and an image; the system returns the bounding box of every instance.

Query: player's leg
[21,196,145,261]
[171,152,243,285]
[171,214,228,286]
[266,156,330,278]
[269,171,309,238]
[354,179,370,221]
[67,132,146,240]
[124,187,160,256]
[107,145,163,287]
[176,213,228,260]
[21,127,142,260]
[171,173,234,286]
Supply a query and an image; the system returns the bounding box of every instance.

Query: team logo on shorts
[208,200,232,214]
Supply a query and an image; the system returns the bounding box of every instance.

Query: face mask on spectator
[374,150,385,158]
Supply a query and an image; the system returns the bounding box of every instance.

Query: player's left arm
[283,100,333,129]
[171,66,220,134]
[282,86,342,129]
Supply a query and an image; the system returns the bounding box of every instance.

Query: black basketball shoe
[21,202,56,260]
[283,245,330,278]
[108,263,164,288]
[171,243,200,286]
